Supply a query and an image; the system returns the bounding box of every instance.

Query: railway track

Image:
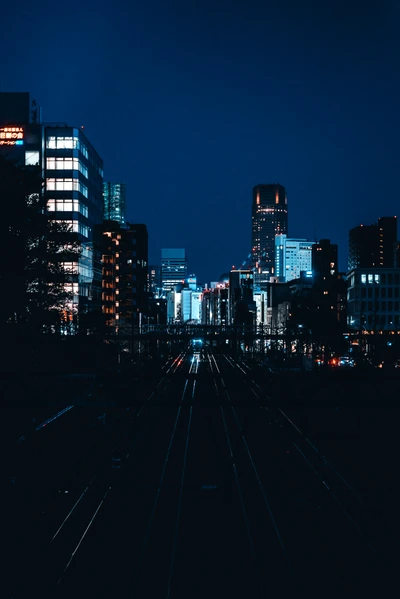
[4,344,397,598]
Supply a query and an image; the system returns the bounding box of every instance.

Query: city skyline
[2,0,400,282]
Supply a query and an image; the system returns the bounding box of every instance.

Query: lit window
[25,151,40,166]
[46,200,88,217]
[62,261,79,273]
[46,136,78,149]
[46,157,88,178]
[46,178,79,191]
[374,274,380,284]
[361,274,367,284]
[54,220,79,233]
[78,223,89,237]
[368,274,373,284]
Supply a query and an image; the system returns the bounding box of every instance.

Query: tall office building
[348,224,379,270]
[0,92,104,321]
[348,217,397,270]
[251,183,288,275]
[161,248,187,293]
[98,221,148,330]
[275,234,314,282]
[378,216,397,268]
[103,182,126,225]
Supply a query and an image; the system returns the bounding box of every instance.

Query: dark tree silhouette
[0,155,81,337]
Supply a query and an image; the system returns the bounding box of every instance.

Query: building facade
[202,284,229,325]
[103,182,126,225]
[348,217,397,270]
[0,92,104,325]
[148,265,161,297]
[378,217,397,268]
[251,183,288,276]
[348,224,379,270]
[165,281,202,324]
[275,234,314,282]
[45,125,104,319]
[161,248,187,293]
[98,221,148,331]
[347,268,400,331]
[312,239,338,281]
[229,269,254,325]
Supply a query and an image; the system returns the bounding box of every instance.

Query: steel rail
[207,348,268,598]
[212,351,299,596]
[224,353,384,553]
[166,355,198,597]
[41,351,190,593]
[131,350,195,592]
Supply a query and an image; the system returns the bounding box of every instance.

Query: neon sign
[0,127,24,145]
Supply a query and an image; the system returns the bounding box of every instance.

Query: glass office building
[275,234,314,282]
[161,248,187,293]
[103,182,126,225]
[45,125,104,318]
[0,92,104,326]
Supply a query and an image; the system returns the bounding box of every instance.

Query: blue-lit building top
[275,234,315,282]
[103,182,126,225]
[161,248,187,293]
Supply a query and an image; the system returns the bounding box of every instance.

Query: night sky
[2,0,400,283]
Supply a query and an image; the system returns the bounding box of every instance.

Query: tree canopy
[0,155,81,337]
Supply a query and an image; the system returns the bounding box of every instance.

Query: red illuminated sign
[0,126,24,145]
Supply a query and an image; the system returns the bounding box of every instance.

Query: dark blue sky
[3,0,400,282]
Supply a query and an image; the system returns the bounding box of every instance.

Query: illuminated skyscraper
[161,248,187,293]
[251,183,288,276]
[103,182,126,225]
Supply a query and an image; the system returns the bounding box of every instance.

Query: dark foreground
[2,350,400,598]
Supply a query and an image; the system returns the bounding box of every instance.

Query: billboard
[0,126,24,146]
